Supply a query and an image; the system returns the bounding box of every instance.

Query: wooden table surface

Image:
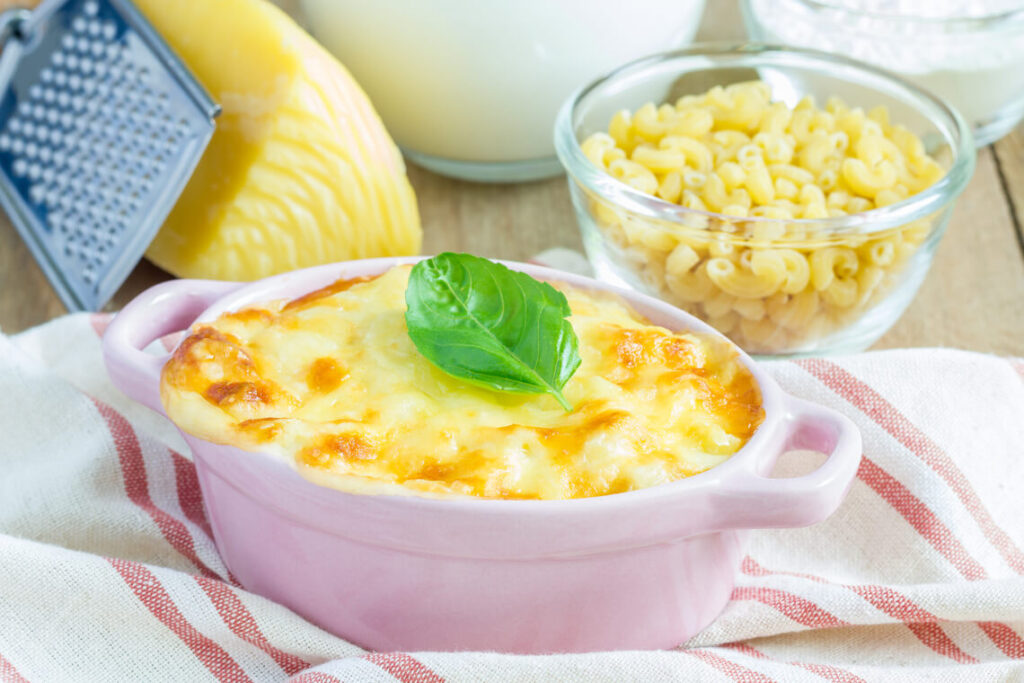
[1,1,1022,355]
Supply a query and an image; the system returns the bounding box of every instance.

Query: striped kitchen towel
[0,305,1022,681]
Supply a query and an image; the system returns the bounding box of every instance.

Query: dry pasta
[579,80,945,354]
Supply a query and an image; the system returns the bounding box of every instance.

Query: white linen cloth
[1,263,1023,681]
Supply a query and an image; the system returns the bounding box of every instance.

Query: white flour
[745,0,1024,140]
[813,0,1022,18]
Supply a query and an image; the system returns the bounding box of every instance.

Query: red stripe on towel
[730,586,849,629]
[1008,359,1024,382]
[685,648,776,683]
[798,358,1024,575]
[288,673,343,683]
[0,652,30,683]
[977,622,1024,659]
[89,312,112,338]
[92,398,222,580]
[170,450,214,541]
[363,653,446,683]
[855,457,987,580]
[846,584,977,663]
[724,642,867,683]
[741,557,979,663]
[195,577,310,676]
[106,558,250,682]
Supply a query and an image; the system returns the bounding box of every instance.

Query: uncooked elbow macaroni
[578,81,946,353]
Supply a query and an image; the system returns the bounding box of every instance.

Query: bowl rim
[553,42,976,236]
[773,0,1024,29]
[174,255,790,513]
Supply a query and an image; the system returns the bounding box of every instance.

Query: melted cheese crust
[161,266,764,500]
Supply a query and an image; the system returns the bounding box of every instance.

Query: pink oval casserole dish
[102,257,861,654]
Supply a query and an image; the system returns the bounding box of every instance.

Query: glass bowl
[741,0,1024,146]
[554,44,975,357]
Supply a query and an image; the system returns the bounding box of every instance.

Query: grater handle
[102,279,241,413]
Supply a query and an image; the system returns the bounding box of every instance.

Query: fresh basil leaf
[404,253,582,411]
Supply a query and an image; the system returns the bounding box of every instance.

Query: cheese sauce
[161,266,764,500]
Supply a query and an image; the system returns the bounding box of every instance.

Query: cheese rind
[161,267,765,500]
[134,0,421,281]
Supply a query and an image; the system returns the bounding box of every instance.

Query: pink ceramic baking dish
[102,257,861,654]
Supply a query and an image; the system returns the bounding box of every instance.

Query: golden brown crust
[282,275,380,312]
[161,266,765,500]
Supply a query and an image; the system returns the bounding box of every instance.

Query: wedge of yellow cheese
[134,0,421,281]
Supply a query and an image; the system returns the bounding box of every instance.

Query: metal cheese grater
[0,0,218,311]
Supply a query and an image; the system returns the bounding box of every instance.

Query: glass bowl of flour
[741,0,1024,146]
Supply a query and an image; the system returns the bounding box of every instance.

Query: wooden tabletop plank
[873,147,1024,354]
[0,0,1021,357]
[415,166,580,262]
[992,125,1024,263]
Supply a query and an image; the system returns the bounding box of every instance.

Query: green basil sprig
[404,253,582,411]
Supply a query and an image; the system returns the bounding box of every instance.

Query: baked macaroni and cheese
[161,265,764,500]
[579,80,946,353]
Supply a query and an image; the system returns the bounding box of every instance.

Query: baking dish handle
[102,279,242,413]
[716,396,862,530]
